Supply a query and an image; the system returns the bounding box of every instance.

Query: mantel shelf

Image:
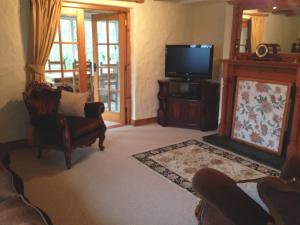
[221,59,300,70]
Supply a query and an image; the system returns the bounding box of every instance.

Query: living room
[0,0,300,225]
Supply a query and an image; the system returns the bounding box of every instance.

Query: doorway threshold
[105,120,123,129]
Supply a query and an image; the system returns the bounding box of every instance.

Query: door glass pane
[63,71,78,90]
[98,45,108,65]
[45,72,63,88]
[84,19,94,101]
[99,67,108,89]
[110,67,119,91]
[60,17,77,42]
[109,45,119,64]
[97,21,107,43]
[84,20,93,62]
[100,89,108,111]
[110,91,119,112]
[54,30,59,42]
[47,44,61,70]
[62,44,78,70]
[109,20,119,44]
[64,71,80,92]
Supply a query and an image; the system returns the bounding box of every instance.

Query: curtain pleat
[250,16,265,52]
[27,0,62,83]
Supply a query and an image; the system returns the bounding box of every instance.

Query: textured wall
[0,0,229,141]
[132,1,194,120]
[68,0,194,120]
[0,0,29,142]
[192,1,227,80]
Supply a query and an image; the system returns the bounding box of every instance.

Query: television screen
[165,45,214,79]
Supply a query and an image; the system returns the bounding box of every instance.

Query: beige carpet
[10,124,215,225]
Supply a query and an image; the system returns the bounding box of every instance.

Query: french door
[92,13,126,124]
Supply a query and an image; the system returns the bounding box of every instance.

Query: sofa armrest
[84,102,105,118]
[192,168,273,225]
[31,114,68,130]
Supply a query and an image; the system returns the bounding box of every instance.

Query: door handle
[93,63,97,72]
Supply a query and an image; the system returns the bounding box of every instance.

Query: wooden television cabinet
[157,79,220,131]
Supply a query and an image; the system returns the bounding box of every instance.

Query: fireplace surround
[212,57,300,168]
[205,0,300,168]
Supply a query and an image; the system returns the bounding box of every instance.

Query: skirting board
[0,139,28,151]
[131,117,157,126]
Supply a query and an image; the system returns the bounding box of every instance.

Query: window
[45,16,79,91]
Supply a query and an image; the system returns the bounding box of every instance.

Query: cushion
[58,90,88,117]
[26,89,60,116]
[67,116,103,138]
[0,195,51,225]
[237,181,269,213]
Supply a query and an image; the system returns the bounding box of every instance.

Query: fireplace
[204,57,300,169]
[204,0,300,169]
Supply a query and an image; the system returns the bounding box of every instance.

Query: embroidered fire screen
[231,78,291,155]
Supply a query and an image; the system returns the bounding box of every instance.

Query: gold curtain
[27,0,62,83]
[250,16,265,52]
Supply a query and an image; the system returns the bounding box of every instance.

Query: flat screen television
[165,44,214,80]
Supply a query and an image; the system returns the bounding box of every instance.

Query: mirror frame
[229,0,300,61]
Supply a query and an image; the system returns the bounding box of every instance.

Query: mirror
[239,9,300,53]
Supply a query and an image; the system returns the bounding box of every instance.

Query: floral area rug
[132,140,279,196]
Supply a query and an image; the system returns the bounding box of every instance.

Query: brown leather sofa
[192,156,300,225]
[0,149,53,225]
[23,82,107,169]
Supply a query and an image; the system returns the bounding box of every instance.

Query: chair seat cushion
[0,195,51,225]
[67,116,103,139]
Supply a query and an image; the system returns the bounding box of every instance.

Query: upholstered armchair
[192,155,300,225]
[23,82,106,169]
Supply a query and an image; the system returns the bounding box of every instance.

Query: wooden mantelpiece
[219,59,300,158]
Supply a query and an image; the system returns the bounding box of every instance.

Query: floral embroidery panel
[232,79,289,153]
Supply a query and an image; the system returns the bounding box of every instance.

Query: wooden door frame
[62,1,132,125]
[91,13,126,124]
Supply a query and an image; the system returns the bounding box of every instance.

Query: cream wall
[192,1,227,80]
[68,0,194,120]
[0,0,229,142]
[0,0,29,142]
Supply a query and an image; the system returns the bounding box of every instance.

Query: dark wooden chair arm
[258,177,300,225]
[192,168,273,225]
[280,155,300,180]
[84,102,105,118]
